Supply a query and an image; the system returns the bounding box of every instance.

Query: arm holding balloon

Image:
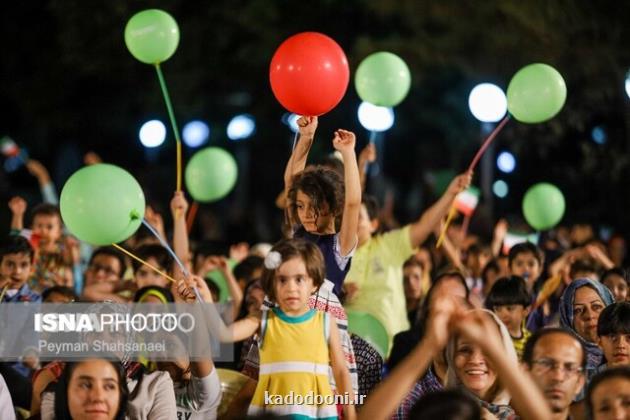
[26,159,59,205]
[283,116,318,191]
[170,191,191,277]
[333,129,361,256]
[409,172,471,249]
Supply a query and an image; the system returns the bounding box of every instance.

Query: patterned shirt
[393,367,443,419]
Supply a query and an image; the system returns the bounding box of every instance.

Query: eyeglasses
[88,263,119,277]
[531,358,584,377]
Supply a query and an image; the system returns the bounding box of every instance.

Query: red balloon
[270,32,349,116]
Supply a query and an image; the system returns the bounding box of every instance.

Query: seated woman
[53,358,128,420]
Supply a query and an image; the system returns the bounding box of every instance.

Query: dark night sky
[1,0,629,243]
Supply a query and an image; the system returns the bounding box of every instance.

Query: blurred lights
[468,83,507,123]
[626,70,630,99]
[357,102,395,132]
[182,120,210,148]
[497,151,516,173]
[227,114,256,141]
[282,113,300,133]
[139,120,166,148]
[493,180,509,198]
[591,126,607,145]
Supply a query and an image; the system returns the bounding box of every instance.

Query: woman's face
[454,337,497,400]
[403,265,423,301]
[67,359,121,420]
[590,377,630,420]
[573,286,606,343]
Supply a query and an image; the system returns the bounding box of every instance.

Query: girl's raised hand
[8,196,26,216]
[297,116,318,137]
[170,191,189,216]
[332,129,356,154]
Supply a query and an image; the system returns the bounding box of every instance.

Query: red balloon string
[467,115,510,172]
[187,202,199,233]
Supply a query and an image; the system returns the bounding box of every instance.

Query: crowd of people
[0,116,629,419]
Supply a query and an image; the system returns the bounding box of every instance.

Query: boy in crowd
[485,276,532,359]
[597,302,630,369]
[0,235,40,303]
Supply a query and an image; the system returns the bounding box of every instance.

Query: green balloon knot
[130,209,141,221]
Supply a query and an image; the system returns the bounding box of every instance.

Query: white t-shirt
[0,374,16,420]
[174,368,222,420]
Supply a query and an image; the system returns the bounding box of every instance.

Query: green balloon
[60,164,145,245]
[355,52,411,107]
[185,147,238,203]
[522,182,565,231]
[205,259,238,303]
[507,63,567,124]
[346,309,389,357]
[124,9,180,64]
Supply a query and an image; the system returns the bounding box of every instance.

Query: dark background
[1,0,629,244]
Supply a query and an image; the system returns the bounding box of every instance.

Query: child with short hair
[508,242,544,292]
[131,243,172,289]
[597,302,630,368]
[601,268,629,302]
[0,234,40,302]
[485,276,532,359]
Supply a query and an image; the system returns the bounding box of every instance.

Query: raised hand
[26,159,51,183]
[446,171,473,197]
[8,196,27,216]
[170,191,189,217]
[332,129,356,154]
[297,116,318,138]
[358,142,377,165]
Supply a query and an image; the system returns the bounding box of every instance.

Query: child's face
[0,252,32,289]
[86,254,121,287]
[590,377,630,420]
[274,257,317,316]
[135,257,168,289]
[32,214,62,244]
[357,204,377,244]
[295,190,334,233]
[602,274,629,302]
[492,304,529,334]
[598,333,630,367]
[509,251,541,287]
[403,265,423,301]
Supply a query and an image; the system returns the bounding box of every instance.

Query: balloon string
[369,130,376,144]
[0,285,7,303]
[186,202,199,233]
[291,131,299,151]
[155,63,182,191]
[467,115,510,172]
[112,243,179,284]
[141,219,189,277]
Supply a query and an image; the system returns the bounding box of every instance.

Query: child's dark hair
[481,258,500,284]
[597,302,630,337]
[601,267,628,286]
[0,234,34,262]
[42,286,78,303]
[586,367,630,418]
[403,256,424,271]
[569,258,599,280]
[31,203,62,220]
[206,279,221,301]
[508,242,544,266]
[409,389,481,420]
[362,195,380,221]
[131,244,171,273]
[133,285,175,303]
[54,358,129,420]
[261,239,325,302]
[485,276,531,309]
[233,255,264,283]
[287,166,344,224]
[522,327,586,369]
[88,246,126,277]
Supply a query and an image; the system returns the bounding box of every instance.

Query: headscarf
[559,278,615,369]
[445,309,518,418]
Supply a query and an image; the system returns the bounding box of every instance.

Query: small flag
[454,186,480,216]
[0,136,19,157]
[503,231,539,254]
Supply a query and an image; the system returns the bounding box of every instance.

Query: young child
[0,234,40,302]
[180,239,356,419]
[132,243,172,289]
[285,117,361,298]
[597,302,630,369]
[508,242,544,292]
[485,276,532,360]
[601,268,629,302]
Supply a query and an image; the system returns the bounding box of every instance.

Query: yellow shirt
[344,225,413,350]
